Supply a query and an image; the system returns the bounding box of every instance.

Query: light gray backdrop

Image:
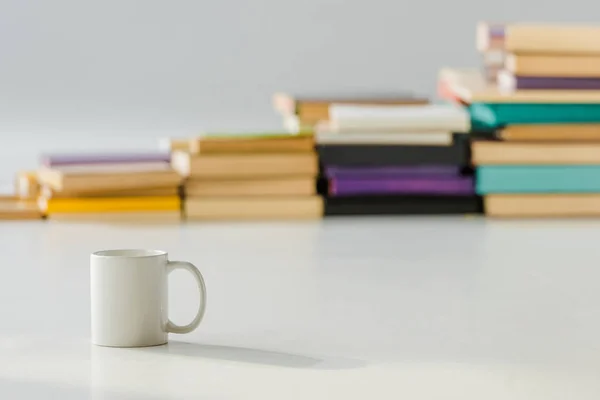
[0,1,597,183]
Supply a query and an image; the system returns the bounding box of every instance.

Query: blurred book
[485,194,600,217]
[328,103,470,132]
[189,131,314,154]
[499,124,600,141]
[503,24,600,55]
[472,141,600,164]
[325,195,482,216]
[46,210,181,223]
[39,196,180,214]
[476,165,600,194]
[185,196,323,220]
[38,162,182,194]
[171,151,318,178]
[41,152,170,167]
[506,54,600,78]
[273,92,428,126]
[185,177,315,197]
[439,68,600,103]
[315,129,453,146]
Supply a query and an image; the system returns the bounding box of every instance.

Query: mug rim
[92,249,167,258]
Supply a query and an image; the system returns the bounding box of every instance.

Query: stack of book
[316,103,483,215]
[273,92,429,130]
[36,152,182,222]
[171,132,322,221]
[440,23,600,218]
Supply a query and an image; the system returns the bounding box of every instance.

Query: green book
[477,165,600,194]
[469,103,600,131]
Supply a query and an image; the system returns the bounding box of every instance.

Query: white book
[316,131,453,145]
[328,103,470,132]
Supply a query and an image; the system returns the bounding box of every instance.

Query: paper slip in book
[328,103,470,132]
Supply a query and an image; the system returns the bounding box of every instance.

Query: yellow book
[39,196,181,214]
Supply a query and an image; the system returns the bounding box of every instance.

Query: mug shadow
[136,341,367,370]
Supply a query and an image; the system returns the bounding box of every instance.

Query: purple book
[325,165,461,179]
[41,152,171,167]
[499,71,600,90]
[330,176,474,196]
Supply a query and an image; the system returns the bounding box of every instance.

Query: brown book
[500,125,600,141]
[0,199,43,220]
[38,163,182,194]
[506,54,600,78]
[472,141,600,165]
[485,194,600,217]
[185,177,315,197]
[273,92,429,124]
[505,24,600,55]
[189,134,314,154]
[47,211,181,223]
[185,196,323,220]
[42,185,180,199]
[171,151,318,179]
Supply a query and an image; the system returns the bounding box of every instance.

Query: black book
[325,195,483,216]
[317,136,470,167]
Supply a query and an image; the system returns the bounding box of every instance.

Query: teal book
[476,165,600,194]
[469,103,600,131]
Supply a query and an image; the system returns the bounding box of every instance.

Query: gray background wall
[0,0,598,138]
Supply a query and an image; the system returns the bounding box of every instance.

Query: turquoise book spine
[476,165,600,194]
[469,103,600,131]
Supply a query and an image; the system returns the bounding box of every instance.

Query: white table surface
[1,217,600,399]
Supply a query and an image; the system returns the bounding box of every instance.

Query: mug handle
[166,261,207,334]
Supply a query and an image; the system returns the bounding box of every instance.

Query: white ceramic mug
[90,249,207,347]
